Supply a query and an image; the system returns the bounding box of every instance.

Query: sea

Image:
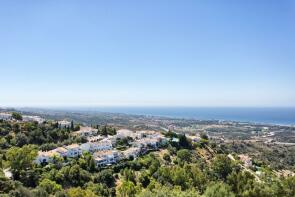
[61,107,295,126]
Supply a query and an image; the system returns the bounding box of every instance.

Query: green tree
[86,182,111,196]
[102,125,108,136]
[121,168,136,183]
[15,133,29,147]
[0,174,15,194]
[178,134,192,149]
[12,112,22,121]
[38,178,62,194]
[211,155,233,180]
[203,182,235,197]
[200,132,209,140]
[70,120,74,130]
[227,170,255,196]
[138,185,200,197]
[68,164,91,187]
[117,180,137,197]
[163,153,171,162]
[5,145,37,180]
[32,187,49,197]
[177,149,192,163]
[67,187,96,197]
[139,172,150,188]
[94,169,115,187]
[280,176,295,197]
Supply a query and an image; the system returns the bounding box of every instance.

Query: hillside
[0,112,294,197]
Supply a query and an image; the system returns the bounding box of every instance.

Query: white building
[35,144,82,164]
[58,120,71,128]
[106,135,117,145]
[133,138,160,149]
[80,139,112,153]
[94,150,120,166]
[87,135,103,142]
[65,144,82,158]
[35,150,60,164]
[116,129,135,139]
[22,115,45,124]
[135,130,158,139]
[73,126,98,137]
[0,112,12,120]
[122,147,141,159]
[55,147,68,157]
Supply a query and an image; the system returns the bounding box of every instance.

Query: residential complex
[35,126,167,167]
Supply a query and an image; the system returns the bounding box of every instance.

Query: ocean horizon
[32,106,295,126]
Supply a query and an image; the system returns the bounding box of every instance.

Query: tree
[102,125,108,136]
[86,182,111,196]
[280,176,295,197]
[70,120,74,131]
[139,172,150,188]
[137,185,199,197]
[5,145,37,180]
[0,174,15,194]
[211,155,233,180]
[186,163,207,192]
[163,153,171,163]
[121,168,136,183]
[56,165,91,187]
[15,133,29,147]
[203,182,235,197]
[94,169,115,187]
[178,134,192,149]
[117,180,137,197]
[177,149,192,163]
[68,165,91,187]
[38,178,62,194]
[12,112,22,121]
[32,187,49,197]
[55,190,68,197]
[200,132,209,140]
[227,170,255,196]
[67,187,96,197]
[164,130,178,138]
[172,166,190,189]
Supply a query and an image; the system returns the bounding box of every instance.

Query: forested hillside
[0,114,294,197]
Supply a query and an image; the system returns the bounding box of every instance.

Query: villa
[65,144,82,157]
[35,149,61,164]
[116,129,135,139]
[58,120,71,128]
[55,147,68,157]
[87,135,103,142]
[122,147,141,159]
[22,115,45,124]
[73,126,98,137]
[80,139,112,153]
[93,150,120,167]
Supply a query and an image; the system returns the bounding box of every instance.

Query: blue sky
[0,1,294,107]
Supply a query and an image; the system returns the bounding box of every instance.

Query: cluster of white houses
[0,112,12,120]
[0,112,45,123]
[36,127,167,167]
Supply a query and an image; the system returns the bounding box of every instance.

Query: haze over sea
[53,107,295,126]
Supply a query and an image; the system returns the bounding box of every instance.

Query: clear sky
[0,1,294,107]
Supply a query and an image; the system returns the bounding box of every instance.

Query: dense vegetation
[0,116,294,197]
